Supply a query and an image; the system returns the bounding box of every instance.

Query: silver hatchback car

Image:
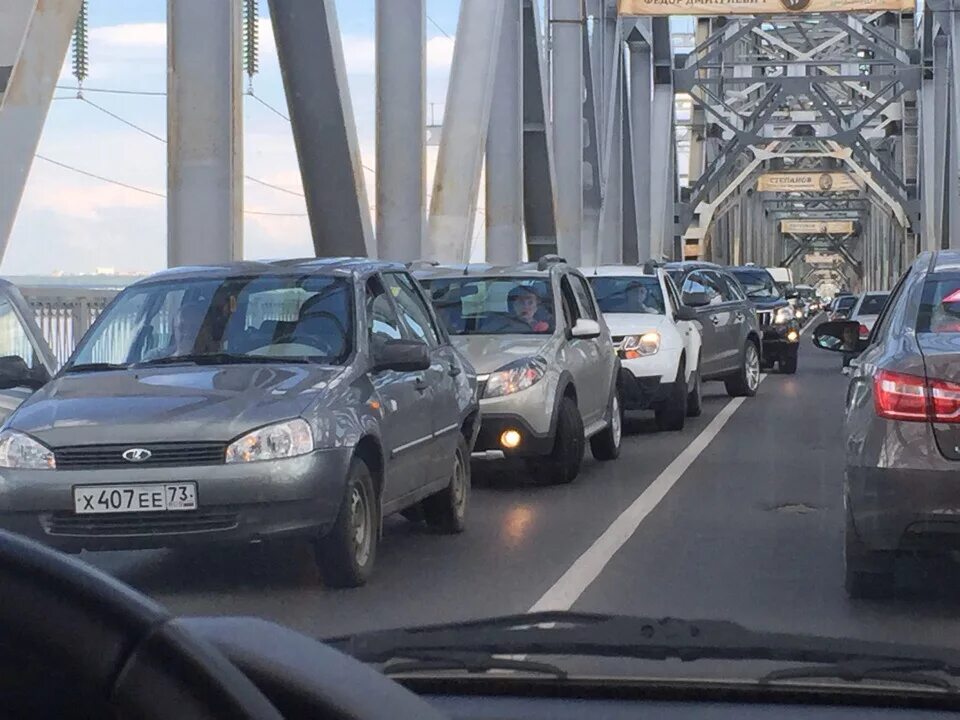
[415,257,622,484]
[814,251,960,598]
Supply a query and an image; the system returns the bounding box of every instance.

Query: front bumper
[760,323,800,359]
[472,414,555,458]
[617,368,672,411]
[0,448,353,551]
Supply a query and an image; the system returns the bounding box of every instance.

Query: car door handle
[711,316,720,325]
[447,365,461,377]
[414,377,428,393]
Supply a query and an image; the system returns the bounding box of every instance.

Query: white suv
[584,265,703,431]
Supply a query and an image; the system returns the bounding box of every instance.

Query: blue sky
[6,0,461,274]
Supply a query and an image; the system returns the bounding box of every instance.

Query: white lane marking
[800,314,822,336]
[529,375,767,613]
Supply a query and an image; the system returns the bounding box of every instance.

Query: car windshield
[731,270,780,299]
[588,276,665,315]
[69,276,353,367]
[421,277,555,335]
[856,293,890,316]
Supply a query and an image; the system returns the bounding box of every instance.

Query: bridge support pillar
[628,35,652,261]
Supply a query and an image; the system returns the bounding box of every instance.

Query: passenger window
[365,277,404,343]
[664,276,681,313]
[717,273,745,302]
[570,275,599,321]
[702,272,728,306]
[383,273,440,347]
[683,272,718,304]
[559,277,580,327]
[0,298,40,370]
[872,270,910,341]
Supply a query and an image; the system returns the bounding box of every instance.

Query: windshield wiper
[762,659,955,692]
[135,353,311,367]
[384,651,566,679]
[326,611,960,686]
[62,362,129,373]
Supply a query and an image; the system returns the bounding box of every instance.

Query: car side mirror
[681,291,710,308]
[812,320,867,354]
[371,339,431,372]
[0,355,46,390]
[675,306,698,322]
[570,318,601,339]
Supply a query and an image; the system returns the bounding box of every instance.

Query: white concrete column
[167,0,243,267]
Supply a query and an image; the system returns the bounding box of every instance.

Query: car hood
[602,313,669,337]
[450,335,553,375]
[7,364,345,447]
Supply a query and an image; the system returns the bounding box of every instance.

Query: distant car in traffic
[849,291,891,341]
[829,294,858,321]
[729,266,801,374]
[795,284,821,314]
[583,264,703,432]
[665,262,763,397]
[415,257,622,485]
[813,251,960,598]
[0,259,479,588]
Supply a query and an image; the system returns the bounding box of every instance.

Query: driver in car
[143,299,215,361]
[509,285,551,333]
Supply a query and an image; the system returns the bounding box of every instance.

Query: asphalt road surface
[86,317,960,647]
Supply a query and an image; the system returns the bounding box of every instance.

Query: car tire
[655,360,686,432]
[724,341,760,398]
[590,390,622,461]
[532,395,584,485]
[315,457,378,588]
[844,510,896,599]
[422,435,470,533]
[686,357,703,418]
[779,346,798,375]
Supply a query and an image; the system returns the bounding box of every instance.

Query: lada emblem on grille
[122,448,152,462]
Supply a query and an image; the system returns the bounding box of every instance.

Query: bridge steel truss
[0,1,957,283]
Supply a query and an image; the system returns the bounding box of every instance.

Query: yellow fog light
[500,429,522,449]
[787,330,799,342]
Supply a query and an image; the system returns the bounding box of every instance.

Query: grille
[757,310,773,328]
[54,442,226,470]
[45,511,238,537]
[611,335,625,344]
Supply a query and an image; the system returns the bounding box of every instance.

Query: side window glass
[559,277,580,327]
[702,272,727,305]
[682,273,707,295]
[383,273,440,347]
[365,277,404,343]
[0,298,39,370]
[718,273,745,302]
[683,272,718,304]
[872,270,910,342]
[664,276,681,313]
[570,275,599,321]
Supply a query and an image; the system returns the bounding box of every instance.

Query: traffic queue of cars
[812,251,960,599]
[0,255,812,587]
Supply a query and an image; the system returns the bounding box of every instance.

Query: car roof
[663,261,723,273]
[412,262,560,280]
[130,257,405,285]
[932,250,960,273]
[579,265,657,278]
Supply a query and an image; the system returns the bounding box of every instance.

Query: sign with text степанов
[756,172,860,193]
[618,0,912,15]
[781,220,855,234]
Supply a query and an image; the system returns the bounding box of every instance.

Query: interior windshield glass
[422,277,555,335]
[731,270,780,299]
[588,276,665,315]
[70,276,353,366]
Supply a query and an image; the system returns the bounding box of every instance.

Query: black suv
[664,262,763,397]
[729,265,801,374]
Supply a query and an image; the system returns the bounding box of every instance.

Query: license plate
[73,483,198,514]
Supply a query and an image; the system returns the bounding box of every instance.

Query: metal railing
[19,287,119,366]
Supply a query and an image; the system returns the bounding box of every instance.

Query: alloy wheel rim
[451,450,467,517]
[611,395,622,447]
[746,345,760,391]
[350,485,371,567]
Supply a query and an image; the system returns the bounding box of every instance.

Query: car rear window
[857,294,889,315]
[835,296,857,310]
[917,275,960,333]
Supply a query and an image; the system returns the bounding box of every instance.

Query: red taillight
[859,323,870,339]
[874,370,960,423]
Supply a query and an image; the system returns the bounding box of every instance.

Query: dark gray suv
[665,262,763,397]
[0,259,478,588]
[814,251,960,598]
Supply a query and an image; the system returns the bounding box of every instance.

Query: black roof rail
[642,259,662,275]
[405,259,439,269]
[537,254,567,271]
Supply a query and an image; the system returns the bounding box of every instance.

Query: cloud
[90,22,165,48]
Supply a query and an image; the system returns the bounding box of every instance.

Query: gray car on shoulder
[413,256,622,485]
[0,258,478,588]
[813,250,960,598]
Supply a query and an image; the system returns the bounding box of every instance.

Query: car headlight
[620,332,660,358]
[795,309,804,319]
[774,307,795,324]
[226,418,314,464]
[0,430,55,470]
[483,357,547,399]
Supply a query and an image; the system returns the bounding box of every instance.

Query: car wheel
[315,457,378,588]
[779,346,798,374]
[655,360,686,432]
[724,341,760,398]
[590,390,622,461]
[531,395,584,484]
[686,356,702,418]
[422,435,470,533]
[844,510,895,599]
